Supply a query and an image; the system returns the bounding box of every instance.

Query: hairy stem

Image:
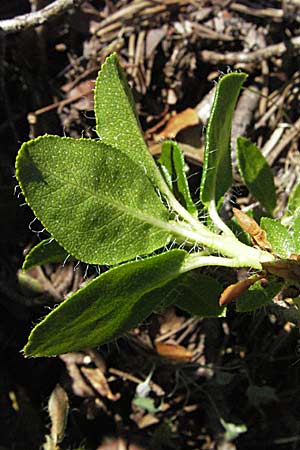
[208,200,235,236]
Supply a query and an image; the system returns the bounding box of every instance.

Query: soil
[1,1,300,449]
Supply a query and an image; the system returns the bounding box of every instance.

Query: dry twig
[201,35,300,64]
[0,0,86,34]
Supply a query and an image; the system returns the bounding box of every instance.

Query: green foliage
[292,209,300,253]
[24,250,187,356]
[15,53,300,357]
[173,272,225,317]
[23,238,68,271]
[158,140,197,215]
[16,136,170,265]
[132,396,159,413]
[220,418,247,442]
[260,218,294,258]
[237,137,276,214]
[94,53,163,188]
[200,72,247,206]
[236,277,281,312]
[285,182,300,217]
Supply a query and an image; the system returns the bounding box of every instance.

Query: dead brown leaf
[262,259,300,282]
[155,342,193,362]
[81,367,120,401]
[45,384,69,449]
[233,208,273,251]
[219,276,264,306]
[60,353,94,397]
[153,108,199,140]
[135,413,159,429]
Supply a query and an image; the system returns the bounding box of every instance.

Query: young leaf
[200,72,247,206]
[236,277,281,312]
[24,249,187,357]
[23,238,69,271]
[158,140,197,215]
[236,137,276,214]
[260,217,294,258]
[94,53,163,187]
[16,135,170,265]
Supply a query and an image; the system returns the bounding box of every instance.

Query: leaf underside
[16,135,170,265]
[200,72,247,205]
[24,250,187,357]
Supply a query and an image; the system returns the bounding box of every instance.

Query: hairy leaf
[16,135,170,265]
[23,238,69,271]
[260,218,294,258]
[237,137,276,214]
[158,141,197,215]
[200,72,247,205]
[94,53,163,187]
[24,250,187,357]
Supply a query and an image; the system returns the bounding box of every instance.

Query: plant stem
[157,175,210,235]
[208,200,235,236]
[181,255,238,272]
[154,175,274,269]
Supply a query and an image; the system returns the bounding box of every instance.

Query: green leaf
[220,418,247,442]
[237,137,276,214]
[200,72,247,205]
[158,141,197,215]
[285,182,300,217]
[16,135,171,265]
[24,249,187,357]
[293,208,300,254]
[229,215,251,246]
[18,271,44,295]
[133,397,159,413]
[236,277,281,312]
[23,238,69,271]
[260,217,294,258]
[94,53,162,187]
[173,272,224,317]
